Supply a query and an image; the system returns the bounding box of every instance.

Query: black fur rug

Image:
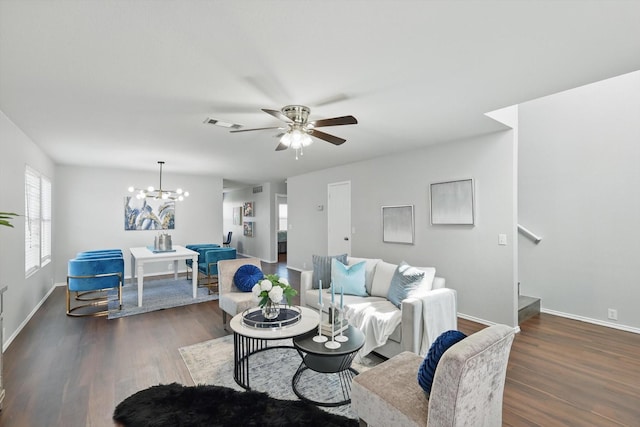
[113,383,357,427]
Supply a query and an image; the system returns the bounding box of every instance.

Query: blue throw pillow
[417,330,467,395]
[387,261,425,308]
[330,259,368,296]
[234,264,264,292]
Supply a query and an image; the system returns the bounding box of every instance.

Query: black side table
[292,325,365,407]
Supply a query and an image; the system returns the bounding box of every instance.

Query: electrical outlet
[303,262,307,269]
[607,308,618,320]
[498,234,507,245]
[168,263,173,271]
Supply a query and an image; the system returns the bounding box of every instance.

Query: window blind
[25,166,41,276]
[41,176,52,264]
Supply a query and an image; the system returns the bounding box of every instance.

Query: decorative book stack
[320,319,348,337]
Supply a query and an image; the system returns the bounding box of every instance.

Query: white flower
[268,285,284,303]
[260,279,273,292]
[279,278,289,285]
[251,283,262,301]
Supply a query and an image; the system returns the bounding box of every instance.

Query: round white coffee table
[229,306,319,390]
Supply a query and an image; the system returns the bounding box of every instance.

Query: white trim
[287,266,304,273]
[4,283,58,352]
[541,308,640,335]
[458,312,521,334]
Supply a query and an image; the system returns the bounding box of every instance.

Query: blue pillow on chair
[417,330,467,395]
[234,264,264,292]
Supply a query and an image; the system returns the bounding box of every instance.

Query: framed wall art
[243,201,254,217]
[243,221,254,237]
[124,197,175,230]
[382,205,415,244]
[430,179,475,225]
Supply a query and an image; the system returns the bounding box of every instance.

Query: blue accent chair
[67,256,124,317]
[185,244,220,279]
[198,247,237,292]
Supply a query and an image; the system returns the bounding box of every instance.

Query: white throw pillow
[407,266,436,298]
[370,261,397,297]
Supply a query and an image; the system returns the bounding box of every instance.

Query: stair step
[518,295,540,324]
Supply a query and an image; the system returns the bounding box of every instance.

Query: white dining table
[129,245,198,307]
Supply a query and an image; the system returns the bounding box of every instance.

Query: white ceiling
[2,1,640,189]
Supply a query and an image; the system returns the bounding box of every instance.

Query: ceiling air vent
[253,186,263,194]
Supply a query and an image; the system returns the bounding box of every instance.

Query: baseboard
[4,282,59,352]
[541,308,640,335]
[457,312,521,334]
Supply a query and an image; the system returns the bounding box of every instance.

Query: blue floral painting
[124,197,175,230]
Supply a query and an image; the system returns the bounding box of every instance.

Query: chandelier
[127,161,189,201]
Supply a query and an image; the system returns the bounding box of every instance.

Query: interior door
[328,181,351,255]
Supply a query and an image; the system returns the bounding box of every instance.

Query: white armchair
[218,257,262,326]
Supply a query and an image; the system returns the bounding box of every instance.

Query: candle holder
[335,306,349,343]
[324,302,341,349]
[313,302,328,343]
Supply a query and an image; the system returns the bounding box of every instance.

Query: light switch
[498,234,507,245]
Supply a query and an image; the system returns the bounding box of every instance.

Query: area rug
[179,334,383,419]
[107,278,218,319]
[113,382,357,427]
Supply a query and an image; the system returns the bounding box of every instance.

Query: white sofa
[300,257,457,359]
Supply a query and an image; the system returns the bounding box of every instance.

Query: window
[25,166,51,276]
[278,203,288,231]
[41,176,52,265]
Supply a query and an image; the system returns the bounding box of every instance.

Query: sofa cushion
[387,262,426,308]
[331,259,367,297]
[347,257,381,295]
[370,261,397,297]
[417,330,467,395]
[413,267,437,295]
[312,254,347,289]
[233,264,264,292]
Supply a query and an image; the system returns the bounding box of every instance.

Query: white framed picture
[382,205,415,244]
[430,179,475,225]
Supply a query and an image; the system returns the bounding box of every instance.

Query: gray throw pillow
[387,261,426,307]
[312,253,347,289]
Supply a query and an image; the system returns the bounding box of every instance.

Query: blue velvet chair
[198,247,237,292]
[67,256,124,317]
[185,244,220,280]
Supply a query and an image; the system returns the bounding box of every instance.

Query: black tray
[242,306,302,329]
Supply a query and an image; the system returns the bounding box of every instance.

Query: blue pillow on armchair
[234,264,264,292]
[417,330,467,395]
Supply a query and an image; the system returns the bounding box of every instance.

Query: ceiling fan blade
[312,115,358,127]
[275,142,288,151]
[230,126,283,133]
[310,129,346,145]
[262,108,293,123]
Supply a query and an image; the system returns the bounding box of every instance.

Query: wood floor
[1,261,638,427]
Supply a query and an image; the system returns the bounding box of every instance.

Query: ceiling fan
[230,105,358,159]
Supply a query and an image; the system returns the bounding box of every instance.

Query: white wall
[54,165,223,282]
[519,70,640,330]
[222,180,286,262]
[0,111,56,349]
[288,131,517,326]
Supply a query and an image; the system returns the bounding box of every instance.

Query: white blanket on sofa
[419,288,458,355]
[344,300,402,357]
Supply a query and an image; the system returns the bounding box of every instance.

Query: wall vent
[253,186,263,194]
